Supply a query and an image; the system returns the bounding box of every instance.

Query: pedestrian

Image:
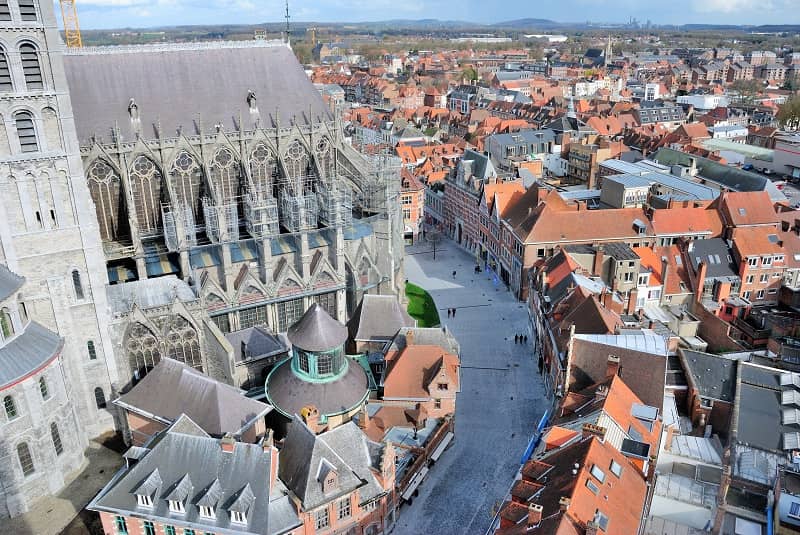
[452,270,456,279]
[446,308,451,318]
[452,308,457,317]
[514,334,519,344]
[524,335,528,344]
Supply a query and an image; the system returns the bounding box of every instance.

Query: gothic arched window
[128,155,163,234]
[209,148,239,201]
[0,306,13,337]
[169,151,203,218]
[283,140,313,193]
[0,47,12,90]
[38,376,48,399]
[127,322,161,378]
[249,144,277,196]
[3,395,16,419]
[164,316,202,371]
[87,340,97,360]
[87,159,124,242]
[17,443,34,476]
[19,42,42,90]
[50,422,63,456]
[14,111,37,153]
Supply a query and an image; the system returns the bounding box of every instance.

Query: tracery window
[71,269,84,300]
[283,140,313,193]
[0,47,12,90]
[3,395,16,419]
[94,387,106,408]
[249,144,277,195]
[169,151,203,218]
[129,155,163,234]
[163,316,202,371]
[209,148,239,201]
[127,322,161,377]
[15,111,37,152]
[19,42,42,90]
[87,159,124,242]
[39,376,48,399]
[277,298,304,332]
[312,291,337,319]
[315,137,334,178]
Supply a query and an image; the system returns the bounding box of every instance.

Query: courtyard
[393,239,548,535]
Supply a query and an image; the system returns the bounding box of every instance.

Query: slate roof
[653,148,787,202]
[225,327,289,364]
[0,321,63,390]
[265,358,369,418]
[89,416,301,535]
[106,275,197,315]
[569,337,667,410]
[279,418,386,510]
[679,349,737,403]
[736,363,799,453]
[0,265,24,303]
[287,304,348,352]
[347,295,415,343]
[687,238,737,279]
[115,358,271,437]
[64,41,331,145]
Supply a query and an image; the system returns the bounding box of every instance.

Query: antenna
[284,0,290,43]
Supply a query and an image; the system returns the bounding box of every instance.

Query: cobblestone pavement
[392,239,547,535]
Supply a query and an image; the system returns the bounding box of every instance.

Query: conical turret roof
[287,304,347,352]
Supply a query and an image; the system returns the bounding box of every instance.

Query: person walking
[452,308,457,317]
[452,270,456,279]
[447,308,451,318]
[514,334,519,344]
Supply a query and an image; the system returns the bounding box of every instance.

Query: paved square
[392,239,547,535]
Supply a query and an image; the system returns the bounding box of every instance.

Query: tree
[778,95,800,131]
[730,79,762,104]
[461,66,478,82]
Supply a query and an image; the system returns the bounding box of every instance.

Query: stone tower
[0,0,119,437]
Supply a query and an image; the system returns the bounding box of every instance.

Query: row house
[756,63,788,82]
[478,181,526,285]
[400,169,425,244]
[726,61,755,82]
[443,149,499,253]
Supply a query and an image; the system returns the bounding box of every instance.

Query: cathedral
[0,0,404,517]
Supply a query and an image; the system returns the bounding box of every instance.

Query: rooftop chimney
[406,329,415,346]
[626,288,638,315]
[582,423,607,441]
[606,355,621,378]
[593,245,605,276]
[221,433,236,453]
[559,497,571,512]
[586,520,600,535]
[527,503,543,526]
[664,425,676,452]
[262,428,274,449]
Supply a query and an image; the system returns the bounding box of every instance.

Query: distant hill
[492,18,562,29]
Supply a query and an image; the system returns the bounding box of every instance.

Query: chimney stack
[527,503,543,526]
[606,355,621,377]
[406,329,415,346]
[660,256,669,305]
[695,261,708,305]
[593,245,605,276]
[626,288,638,315]
[664,425,676,452]
[602,291,614,310]
[301,405,321,433]
[357,404,369,430]
[582,423,607,441]
[559,497,571,512]
[262,428,274,449]
[586,520,600,535]
[221,433,236,453]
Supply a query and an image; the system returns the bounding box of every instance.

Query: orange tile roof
[383,345,459,400]
[732,226,785,258]
[542,426,579,451]
[649,206,723,237]
[720,191,778,227]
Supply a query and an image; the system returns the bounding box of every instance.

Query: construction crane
[59,0,83,48]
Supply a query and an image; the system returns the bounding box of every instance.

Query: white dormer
[168,500,184,514]
[231,510,247,524]
[199,505,215,519]
[137,494,153,507]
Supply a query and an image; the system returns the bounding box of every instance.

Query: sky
[64,0,799,30]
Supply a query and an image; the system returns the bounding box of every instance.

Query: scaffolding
[202,197,239,243]
[279,190,318,232]
[318,179,353,228]
[244,188,280,238]
[162,203,197,252]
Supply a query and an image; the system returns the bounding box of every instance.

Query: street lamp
[427,227,442,260]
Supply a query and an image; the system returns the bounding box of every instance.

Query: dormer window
[137,494,153,507]
[168,499,184,514]
[199,505,215,519]
[438,382,448,390]
[231,510,247,524]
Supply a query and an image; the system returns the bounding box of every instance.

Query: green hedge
[405,282,440,327]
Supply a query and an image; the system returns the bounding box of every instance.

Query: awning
[430,432,454,462]
[145,253,180,277]
[107,265,136,284]
[401,466,429,501]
